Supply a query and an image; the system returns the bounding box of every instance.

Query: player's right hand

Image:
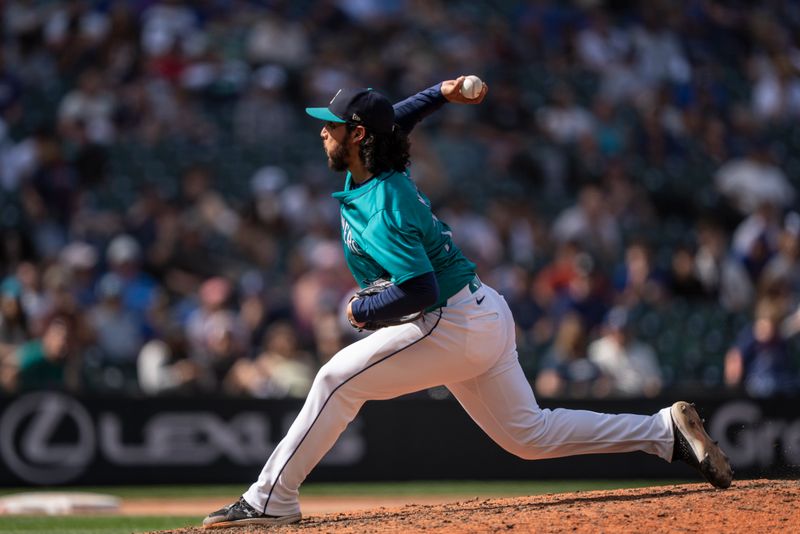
[441,76,488,104]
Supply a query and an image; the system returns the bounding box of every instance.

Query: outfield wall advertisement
[0,393,796,486]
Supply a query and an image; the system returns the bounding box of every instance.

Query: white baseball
[460,75,483,100]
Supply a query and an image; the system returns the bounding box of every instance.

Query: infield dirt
[154,478,797,533]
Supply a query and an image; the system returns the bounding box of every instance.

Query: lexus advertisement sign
[0,393,796,486]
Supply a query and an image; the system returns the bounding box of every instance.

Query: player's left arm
[347,210,439,327]
[393,76,488,133]
[347,272,439,328]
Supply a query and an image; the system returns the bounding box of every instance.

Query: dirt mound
[157,479,798,533]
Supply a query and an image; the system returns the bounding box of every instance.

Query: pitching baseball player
[203,77,732,528]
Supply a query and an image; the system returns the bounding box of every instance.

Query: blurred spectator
[236,268,293,351]
[634,102,681,166]
[494,265,542,340]
[630,6,691,87]
[40,264,94,353]
[762,212,800,304]
[725,298,797,397]
[186,276,236,359]
[0,127,37,192]
[599,48,649,106]
[311,307,347,365]
[106,234,159,322]
[613,239,666,307]
[0,277,29,357]
[141,0,199,59]
[694,220,755,313]
[751,55,800,122]
[0,276,30,344]
[246,13,310,67]
[179,165,240,240]
[602,161,656,235]
[590,98,626,158]
[13,262,49,337]
[575,9,629,73]
[227,321,315,398]
[59,241,99,308]
[58,69,116,144]
[535,313,607,398]
[731,201,781,260]
[588,307,663,397]
[234,65,295,145]
[667,245,708,300]
[137,323,200,395]
[23,129,76,256]
[5,315,79,392]
[715,143,794,215]
[439,196,504,271]
[87,273,144,365]
[552,185,621,264]
[0,49,22,129]
[549,252,610,336]
[537,85,595,145]
[735,229,775,288]
[534,240,583,307]
[292,239,352,334]
[193,310,248,393]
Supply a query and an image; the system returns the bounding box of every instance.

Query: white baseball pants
[244,281,675,516]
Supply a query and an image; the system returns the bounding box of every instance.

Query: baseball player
[203,77,732,528]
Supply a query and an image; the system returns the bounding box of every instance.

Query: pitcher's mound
[157,479,798,533]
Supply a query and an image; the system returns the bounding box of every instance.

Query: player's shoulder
[372,170,417,202]
[377,169,414,189]
[364,171,426,226]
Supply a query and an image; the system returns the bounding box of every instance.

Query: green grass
[0,515,194,534]
[0,479,689,499]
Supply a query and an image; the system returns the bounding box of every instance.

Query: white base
[0,492,120,515]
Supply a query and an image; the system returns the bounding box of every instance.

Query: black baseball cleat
[202,497,301,529]
[670,401,733,489]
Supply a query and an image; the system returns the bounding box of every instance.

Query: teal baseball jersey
[332,170,476,308]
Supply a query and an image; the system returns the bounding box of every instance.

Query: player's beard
[327,141,349,172]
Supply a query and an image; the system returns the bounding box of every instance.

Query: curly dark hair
[346,124,411,175]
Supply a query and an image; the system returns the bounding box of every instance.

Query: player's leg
[239,303,502,519]
[446,283,674,460]
[446,284,731,487]
[446,356,674,461]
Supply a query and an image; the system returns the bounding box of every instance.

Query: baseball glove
[348,279,423,331]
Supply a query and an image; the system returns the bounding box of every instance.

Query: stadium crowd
[1,0,800,399]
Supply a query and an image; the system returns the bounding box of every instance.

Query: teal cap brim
[305,107,346,123]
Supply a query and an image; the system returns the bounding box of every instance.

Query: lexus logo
[0,392,95,484]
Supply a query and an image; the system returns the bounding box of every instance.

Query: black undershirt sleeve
[351,271,440,324]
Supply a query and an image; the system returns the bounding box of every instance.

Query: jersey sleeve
[362,209,433,284]
[393,83,447,134]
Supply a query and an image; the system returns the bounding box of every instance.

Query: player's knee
[503,435,551,460]
[502,414,550,460]
[312,362,348,393]
[507,442,544,460]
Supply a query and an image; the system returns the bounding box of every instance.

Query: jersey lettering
[430,213,453,251]
[341,216,363,256]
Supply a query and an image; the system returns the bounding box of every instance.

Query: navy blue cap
[306,88,395,134]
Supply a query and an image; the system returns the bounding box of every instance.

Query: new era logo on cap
[306,88,395,134]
